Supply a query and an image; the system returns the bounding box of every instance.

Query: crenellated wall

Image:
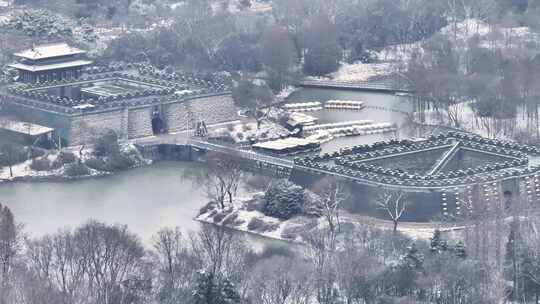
[65,93,237,145]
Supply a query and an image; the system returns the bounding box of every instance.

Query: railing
[296,79,411,93]
[189,140,294,168]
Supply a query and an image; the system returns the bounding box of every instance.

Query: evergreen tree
[193,271,241,304]
[429,229,448,254]
[391,243,424,296]
[453,241,467,259]
[263,179,305,219]
[402,243,424,270]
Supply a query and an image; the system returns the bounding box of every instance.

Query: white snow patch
[417,101,534,140]
[376,18,540,64]
[330,62,395,82]
[276,85,297,100]
[211,120,290,143]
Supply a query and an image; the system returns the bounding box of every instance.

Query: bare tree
[311,177,349,249]
[303,229,337,304]
[336,238,383,304]
[231,79,275,129]
[0,143,19,178]
[152,227,200,304]
[189,225,249,302]
[376,191,408,233]
[248,255,312,304]
[197,152,244,209]
[74,220,147,304]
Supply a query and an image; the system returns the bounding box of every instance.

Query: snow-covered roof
[13,43,87,60]
[253,137,319,151]
[0,119,54,136]
[8,60,93,72]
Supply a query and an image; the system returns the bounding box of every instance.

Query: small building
[253,137,320,155]
[0,118,55,147]
[8,43,93,83]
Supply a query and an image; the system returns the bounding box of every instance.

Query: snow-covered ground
[330,62,395,82]
[418,101,533,140]
[211,120,290,143]
[276,85,297,100]
[377,18,540,64]
[0,144,149,182]
[221,0,272,14]
[197,194,463,245]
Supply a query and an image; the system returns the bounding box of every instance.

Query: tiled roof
[8,60,93,72]
[13,43,86,60]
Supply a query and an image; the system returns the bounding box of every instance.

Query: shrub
[57,151,76,164]
[64,163,90,177]
[29,157,51,171]
[84,157,109,171]
[84,154,135,172]
[259,244,295,259]
[222,213,241,226]
[245,197,265,212]
[247,218,279,232]
[107,154,136,170]
[93,130,120,157]
[263,179,305,220]
[213,212,227,223]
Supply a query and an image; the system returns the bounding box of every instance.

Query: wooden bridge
[296,79,411,94]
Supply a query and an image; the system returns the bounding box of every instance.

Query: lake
[0,88,413,244]
[0,162,208,242]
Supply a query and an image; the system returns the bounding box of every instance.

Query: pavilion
[8,43,93,83]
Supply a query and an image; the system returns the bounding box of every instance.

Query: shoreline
[194,196,466,243]
[0,160,151,185]
[1,157,466,243]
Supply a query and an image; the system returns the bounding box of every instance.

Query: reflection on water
[286,88,414,153]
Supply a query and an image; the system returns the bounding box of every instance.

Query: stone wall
[164,94,238,133]
[163,102,189,133]
[66,93,237,145]
[128,107,153,138]
[68,109,126,145]
[4,93,237,145]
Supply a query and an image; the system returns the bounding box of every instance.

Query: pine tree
[193,271,218,304]
[429,229,448,254]
[192,271,240,304]
[402,243,424,270]
[220,279,240,304]
[453,241,467,259]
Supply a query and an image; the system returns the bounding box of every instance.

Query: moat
[0,88,412,242]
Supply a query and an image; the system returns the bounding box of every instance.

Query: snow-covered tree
[263,179,305,220]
